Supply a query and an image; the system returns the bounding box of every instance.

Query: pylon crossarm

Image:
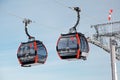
[87,37,120,61]
[93,31,120,39]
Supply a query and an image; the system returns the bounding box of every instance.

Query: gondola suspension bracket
[23,18,35,40]
[69,7,81,33]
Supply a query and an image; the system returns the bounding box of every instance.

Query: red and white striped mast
[108,9,118,80]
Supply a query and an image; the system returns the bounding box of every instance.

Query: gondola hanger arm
[23,18,35,40]
[69,7,81,33]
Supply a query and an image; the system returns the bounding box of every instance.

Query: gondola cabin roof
[17,40,48,67]
[56,32,89,60]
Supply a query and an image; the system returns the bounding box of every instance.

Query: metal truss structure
[88,21,120,61]
[87,21,120,80]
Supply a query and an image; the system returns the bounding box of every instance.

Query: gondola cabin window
[80,35,89,52]
[57,36,77,50]
[36,41,47,63]
[79,34,89,59]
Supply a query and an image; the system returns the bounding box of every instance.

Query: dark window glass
[37,43,47,62]
[58,36,77,50]
[69,36,77,49]
[58,38,68,50]
[80,36,89,52]
[17,42,36,63]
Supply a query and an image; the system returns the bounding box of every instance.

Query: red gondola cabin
[56,7,89,60]
[56,33,89,60]
[17,19,48,67]
[17,40,48,67]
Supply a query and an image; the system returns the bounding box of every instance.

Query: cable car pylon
[88,21,120,60]
[56,7,89,60]
[17,18,48,67]
[88,21,120,80]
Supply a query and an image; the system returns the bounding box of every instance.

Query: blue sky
[0,0,120,80]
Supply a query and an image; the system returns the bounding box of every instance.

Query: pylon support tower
[88,21,120,80]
